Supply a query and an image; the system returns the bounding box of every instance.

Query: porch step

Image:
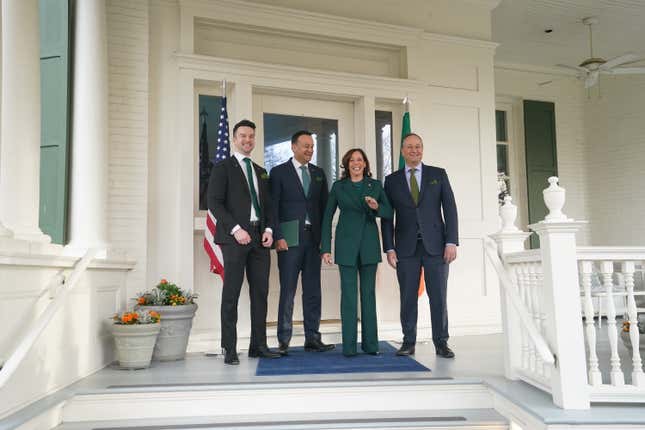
[60,379,495,424]
[53,408,509,430]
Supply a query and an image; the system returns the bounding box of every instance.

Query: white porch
[1,0,645,428]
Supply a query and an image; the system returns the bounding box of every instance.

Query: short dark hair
[402,132,423,144]
[340,148,372,180]
[233,119,256,136]
[291,130,312,145]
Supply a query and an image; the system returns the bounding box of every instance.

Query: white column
[67,0,108,251]
[0,0,49,242]
[0,1,10,238]
[531,177,589,409]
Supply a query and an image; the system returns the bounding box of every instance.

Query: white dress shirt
[230,152,272,235]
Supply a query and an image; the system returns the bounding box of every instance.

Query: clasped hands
[233,228,273,248]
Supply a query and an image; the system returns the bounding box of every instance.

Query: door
[253,93,355,327]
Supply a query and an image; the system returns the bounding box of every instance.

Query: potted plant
[111,310,161,369]
[136,279,198,361]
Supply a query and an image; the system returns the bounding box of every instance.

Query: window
[375,110,393,180]
[263,113,338,186]
[496,110,510,204]
[198,94,224,210]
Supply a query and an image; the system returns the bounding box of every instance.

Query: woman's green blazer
[321,177,393,266]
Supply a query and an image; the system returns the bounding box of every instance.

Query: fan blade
[599,53,642,70]
[607,67,645,75]
[585,71,599,88]
[556,64,587,73]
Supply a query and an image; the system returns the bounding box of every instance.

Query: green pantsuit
[339,262,378,355]
[321,177,393,356]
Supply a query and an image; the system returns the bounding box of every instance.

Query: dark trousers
[396,240,449,347]
[219,228,270,352]
[276,229,323,345]
[338,261,378,355]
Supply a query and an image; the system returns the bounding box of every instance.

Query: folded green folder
[280,219,299,247]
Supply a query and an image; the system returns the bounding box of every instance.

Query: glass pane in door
[263,113,338,185]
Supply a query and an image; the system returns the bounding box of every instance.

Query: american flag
[203,95,230,279]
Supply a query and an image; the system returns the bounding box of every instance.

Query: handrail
[0,248,97,388]
[484,238,556,366]
[576,246,645,261]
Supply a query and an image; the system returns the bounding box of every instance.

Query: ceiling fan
[555,17,645,88]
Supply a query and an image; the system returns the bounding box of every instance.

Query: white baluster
[535,265,550,376]
[518,264,530,372]
[526,264,537,373]
[529,264,544,376]
[580,261,602,385]
[601,261,624,386]
[622,261,645,386]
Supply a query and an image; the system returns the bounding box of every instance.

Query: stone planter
[138,303,198,361]
[620,330,645,352]
[111,323,161,369]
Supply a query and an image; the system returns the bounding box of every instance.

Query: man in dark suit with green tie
[207,119,281,365]
[381,133,459,359]
[270,130,334,355]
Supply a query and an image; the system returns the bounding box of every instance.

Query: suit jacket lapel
[397,169,416,206]
[287,159,307,198]
[230,157,251,198]
[417,165,432,205]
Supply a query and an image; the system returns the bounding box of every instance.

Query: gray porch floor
[3,334,645,429]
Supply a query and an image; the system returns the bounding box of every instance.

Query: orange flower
[137,296,146,305]
[160,278,168,284]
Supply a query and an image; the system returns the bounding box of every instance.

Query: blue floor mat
[255,341,430,376]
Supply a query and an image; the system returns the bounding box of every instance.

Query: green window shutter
[39,0,70,244]
[523,100,558,249]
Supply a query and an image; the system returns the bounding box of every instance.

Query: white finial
[543,176,571,222]
[499,196,520,232]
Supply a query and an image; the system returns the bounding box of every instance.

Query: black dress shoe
[396,343,415,356]
[435,344,455,358]
[248,346,281,359]
[224,349,239,365]
[278,342,289,356]
[304,338,335,352]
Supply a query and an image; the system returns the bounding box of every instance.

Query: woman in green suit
[321,148,393,357]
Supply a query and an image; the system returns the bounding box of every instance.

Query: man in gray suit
[381,133,459,358]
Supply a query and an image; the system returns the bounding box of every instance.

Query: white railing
[492,179,645,408]
[0,249,96,388]
[484,240,555,391]
[577,249,645,399]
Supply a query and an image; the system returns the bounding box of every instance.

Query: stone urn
[139,303,198,361]
[111,322,161,369]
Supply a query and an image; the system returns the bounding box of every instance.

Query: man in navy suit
[381,133,459,358]
[270,130,334,355]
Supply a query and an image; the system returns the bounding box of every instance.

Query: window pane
[497,143,510,204]
[264,113,338,186]
[496,110,508,142]
[496,144,508,175]
[198,95,225,210]
[375,110,393,180]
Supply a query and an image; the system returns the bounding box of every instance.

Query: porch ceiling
[492,0,645,68]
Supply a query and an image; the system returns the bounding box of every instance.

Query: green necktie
[243,158,261,218]
[300,165,310,196]
[410,168,419,206]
